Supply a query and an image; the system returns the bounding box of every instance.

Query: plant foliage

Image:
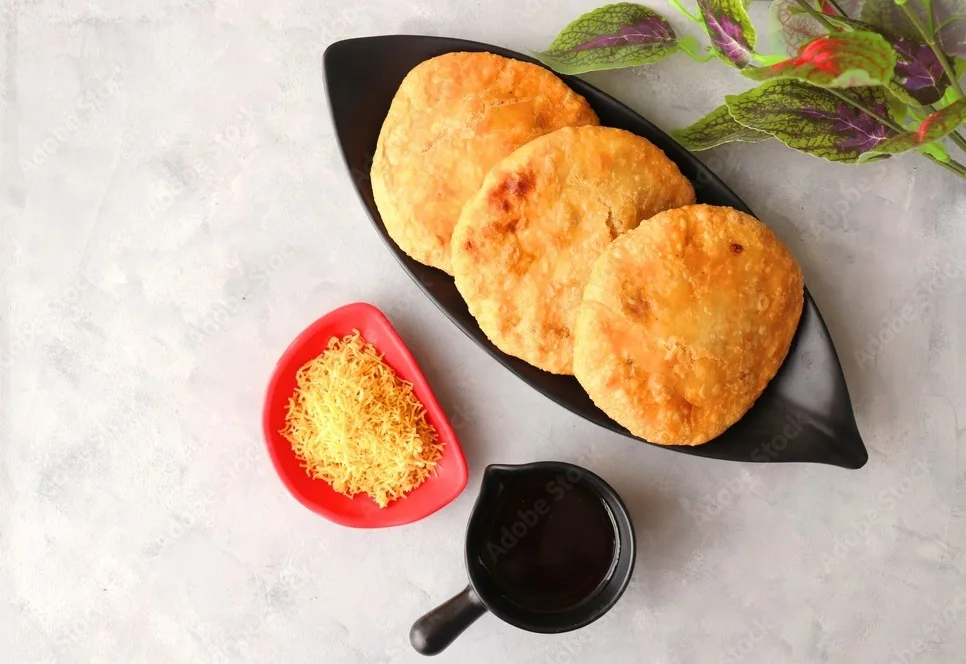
[541,0,966,178]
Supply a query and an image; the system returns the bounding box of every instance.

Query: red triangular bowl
[262,302,468,527]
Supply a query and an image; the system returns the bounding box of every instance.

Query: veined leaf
[937,60,965,105]
[536,2,679,74]
[743,32,897,88]
[860,0,925,38]
[725,80,898,163]
[823,14,951,106]
[861,98,966,159]
[861,0,966,56]
[697,0,756,68]
[892,37,951,105]
[767,0,825,56]
[937,9,966,57]
[671,104,771,150]
[916,141,952,162]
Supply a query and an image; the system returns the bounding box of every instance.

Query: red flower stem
[898,3,964,98]
[793,0,842,32]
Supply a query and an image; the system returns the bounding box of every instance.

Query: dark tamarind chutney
[480,468,619,613]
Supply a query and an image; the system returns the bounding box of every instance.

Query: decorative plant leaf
[935,7,966,57]
[818,0,864,15]
[861,0,966,55]
[671,104,771,150]
[938,60,965,104]
[725,80,898,162]
[536,2,679,74]
[755,54,792,66]
[893,37,951,105]
[822,14,951,106]
[697,0,757,68]
[677,34,716,62]
[861,98,966,159]
[860,0,923,38]
[916,141,952,162]
[768,0,826,56]
[744,32,897,88]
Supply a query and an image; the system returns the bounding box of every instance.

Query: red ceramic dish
[262,302,468,528]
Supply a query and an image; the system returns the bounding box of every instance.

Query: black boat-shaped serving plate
[323,35,868,469]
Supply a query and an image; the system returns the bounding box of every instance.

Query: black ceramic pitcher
[410,462,636,655]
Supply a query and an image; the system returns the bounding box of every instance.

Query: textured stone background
[2,1,965,662]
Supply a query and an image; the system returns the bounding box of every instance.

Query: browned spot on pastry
[730,243,744,254]
[488,171,535,215]
[489,170,534,204]
[622,285,650,321]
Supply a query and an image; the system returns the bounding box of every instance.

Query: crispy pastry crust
[573,205,804,445]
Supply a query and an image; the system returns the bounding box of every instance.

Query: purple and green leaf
[892,37,951,105]
[936,7,966,57]
[536,2,679,75]
[938,57,966,104]
[861,0,966,57]
[820,14,952,106]
[671,104,770,150]
[743,32,897,88]
[860,98,966,160]
[766,0,826,57]
[697,0,757,68]
[725,80,898,162]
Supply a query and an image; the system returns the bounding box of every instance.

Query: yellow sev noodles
[280,331,444,508]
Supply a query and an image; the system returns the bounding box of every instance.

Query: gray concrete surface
[2,1,965,662]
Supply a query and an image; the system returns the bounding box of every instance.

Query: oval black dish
[322,35,868,470]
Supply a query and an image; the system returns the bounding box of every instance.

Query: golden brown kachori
[573,204,804,445]
[451,126,695,374]
[371,52,599,274]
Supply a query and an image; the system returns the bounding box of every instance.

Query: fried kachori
[573,204,804,445]
[451,126,695,374]
[370,52,599,275]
